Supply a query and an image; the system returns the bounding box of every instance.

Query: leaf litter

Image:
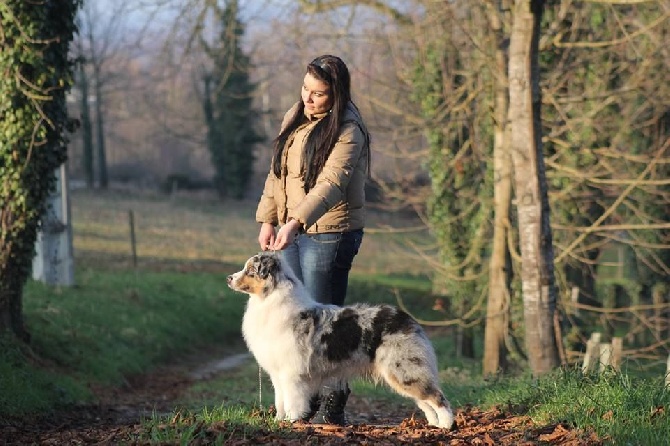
[0,350,604,445]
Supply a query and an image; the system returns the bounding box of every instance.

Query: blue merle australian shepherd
[226,252,455,429]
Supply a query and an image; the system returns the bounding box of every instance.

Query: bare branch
[298,0,412,25]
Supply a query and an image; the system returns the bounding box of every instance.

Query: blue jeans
[280,229,363,306]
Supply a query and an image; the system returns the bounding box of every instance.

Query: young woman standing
[255,54,371,425]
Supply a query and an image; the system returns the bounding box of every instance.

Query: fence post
[128,210,137,268]
[582,332,601,373]
[599,343,612,373]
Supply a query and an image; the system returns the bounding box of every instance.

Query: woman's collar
[303,109,331,121]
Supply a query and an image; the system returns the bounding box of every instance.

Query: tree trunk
[94,64,108,189]
[77,43,95,188]
[508,0,560,375]
[0,1,80,340]
[0,276,30,342]
[483,0,513,377]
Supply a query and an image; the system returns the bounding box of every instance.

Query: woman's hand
[258,223,277,251]
[271,219,302,251]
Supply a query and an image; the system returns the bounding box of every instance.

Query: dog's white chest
[242,298,305,374]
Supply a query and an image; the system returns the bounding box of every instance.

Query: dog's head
[227,252,282,298]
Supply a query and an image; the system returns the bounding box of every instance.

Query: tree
[200,0,262,199]
[539,0,670,358]
[74,31,95,188]
[483,0,514,376]
[73,1,137,189]
[508,0,560,374]
[409,11,491,359]
[395,1,520,373]
[0,0,82,340]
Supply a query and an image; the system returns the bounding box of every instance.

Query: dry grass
[70,187,436,276]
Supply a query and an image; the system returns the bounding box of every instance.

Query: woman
[255,54,370,425]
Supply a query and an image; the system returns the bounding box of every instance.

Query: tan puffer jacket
[255,101,370,234]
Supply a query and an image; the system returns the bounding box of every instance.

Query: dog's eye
[246,266,257,276]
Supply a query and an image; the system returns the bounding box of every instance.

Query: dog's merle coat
[227,252,455,429]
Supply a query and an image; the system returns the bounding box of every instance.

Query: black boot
[322,385,350,426]
[301,393,322,422]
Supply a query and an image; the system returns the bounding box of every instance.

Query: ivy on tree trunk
[0,0,82,340]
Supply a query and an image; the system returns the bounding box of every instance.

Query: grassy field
[70,187,437,277]
[1,188,668,445]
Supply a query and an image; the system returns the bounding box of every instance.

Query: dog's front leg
[269,376,286,420]
[281,381,316,422]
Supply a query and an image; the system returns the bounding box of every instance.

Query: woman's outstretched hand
[258,222,277,251]
[269,219,302,251]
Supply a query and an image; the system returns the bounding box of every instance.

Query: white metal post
[32,163,75,286]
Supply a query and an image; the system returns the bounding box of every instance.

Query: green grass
[2,264,247,416]
[24,268,245,383]
[476,367,670,445]
[147,358,670,445]
[0,336,89,414]
[2,189,668,445]
[139,405,286,446]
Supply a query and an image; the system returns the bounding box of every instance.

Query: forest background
[67,0,669,376]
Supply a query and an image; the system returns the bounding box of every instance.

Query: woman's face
[301,73,332,115]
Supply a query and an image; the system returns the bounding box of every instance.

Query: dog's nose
[226,275,232,284]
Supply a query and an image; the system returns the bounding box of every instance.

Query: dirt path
[0,351,604,445]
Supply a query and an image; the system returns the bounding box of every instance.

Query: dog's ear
[257,253,280,280]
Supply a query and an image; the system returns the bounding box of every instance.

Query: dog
[226,252,455,429]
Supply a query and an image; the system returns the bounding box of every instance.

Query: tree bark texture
[483,0,513,376]
[508,0,560,375]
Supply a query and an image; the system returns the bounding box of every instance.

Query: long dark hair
[271,55,352,191]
